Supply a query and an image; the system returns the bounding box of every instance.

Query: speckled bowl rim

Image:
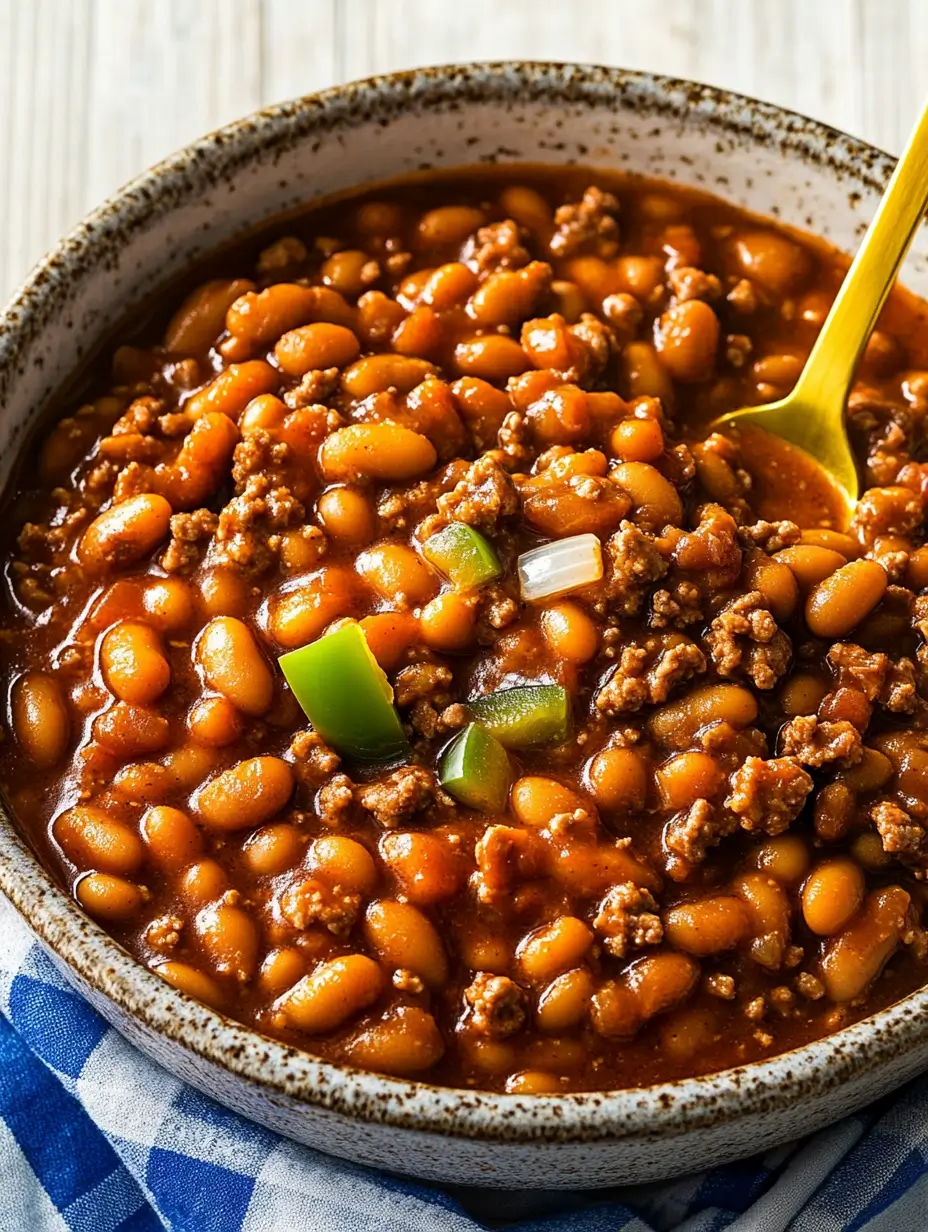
[0,61,924,1147]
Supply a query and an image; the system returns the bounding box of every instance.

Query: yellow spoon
[714,97,928,523]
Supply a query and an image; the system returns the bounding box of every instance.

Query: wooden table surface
[1,0,925,301]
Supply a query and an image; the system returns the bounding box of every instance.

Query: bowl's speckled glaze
[2,63,928,1189]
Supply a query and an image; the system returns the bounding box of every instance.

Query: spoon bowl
[713,95,928,520]
[715,397,858,529]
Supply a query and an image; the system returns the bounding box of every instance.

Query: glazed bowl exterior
[2,63,928,1190]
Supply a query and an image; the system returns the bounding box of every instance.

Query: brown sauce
[727,425,847,528]
[1,166,927,1094]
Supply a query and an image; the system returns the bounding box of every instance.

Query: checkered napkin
[0,897,924,1232]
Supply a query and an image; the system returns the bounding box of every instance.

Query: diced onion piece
[517,533,603,602]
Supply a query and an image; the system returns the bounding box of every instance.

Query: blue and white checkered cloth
[0,895,925,1232]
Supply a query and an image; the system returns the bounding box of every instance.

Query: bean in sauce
[3,168,928,1093]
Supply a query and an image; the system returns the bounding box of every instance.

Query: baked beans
[4,167,928,1096]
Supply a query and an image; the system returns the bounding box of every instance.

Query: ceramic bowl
[2,62,927,1190]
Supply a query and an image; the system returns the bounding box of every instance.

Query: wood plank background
[1,0,925,302]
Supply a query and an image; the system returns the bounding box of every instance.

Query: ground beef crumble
[648,640,707,701]
[476,584,520,633]
[161,508,218,572]
[568,313,616,380]
[851,484,923,541]
[462,972,527,1038]
[382,464,468,532]
[827,641,919,713]
[603,521,669,616]
[110,395,162,437]
[256,235,308,272]
[704,591,792,690]
[826,642,888,700]
[466,220,531,273]
[356,766,440,828]
[593,883,663,957]
[725,756,814,835]
[737,520,801,552]
[549,186,620,258]
[144,914,184,952]
[231,429,291,490]
[289,729,341,785]
[497,408,531,467]
[279,878,361,936]
[394,662,454,707]
[206,475,305,575]
[663,798,738,872]
[883,658,918,714]
[668,266,722,302]
[666,441,697,486]
[283,369,340,409]
[472,825,544,905]
[778,715,864,768]
[406,699,441,740]
[697,721,769,769]
[872,800,927,857]
[315,773,356,827]
[392,969,426,995]
[602,292,643,336]
[436,454,519,531]
[650,580,704,629]
[706,973,737,999]
[727,278,759,313]
[673,502,742,578]
[595,638,705,715]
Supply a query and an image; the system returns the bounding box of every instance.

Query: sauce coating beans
[320,422,437,481]
[11,673,69,768]
[100,621,171,705]
[141,806,203,871]
[197,757,294,831]
[805,559,888,638]
[5,168,928,1095]
[363,900,449,987]
[276,955,385,1033]
[78,493,172,571]
[196,617,274,716]
[55,806,145,877]
[801,858,866,935]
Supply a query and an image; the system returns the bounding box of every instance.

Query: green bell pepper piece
[467,685,570,749]
[440,722,511,813]
[421,522,502,589]
[279,621,410,762]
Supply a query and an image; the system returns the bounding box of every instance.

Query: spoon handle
[794,95,928,420]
